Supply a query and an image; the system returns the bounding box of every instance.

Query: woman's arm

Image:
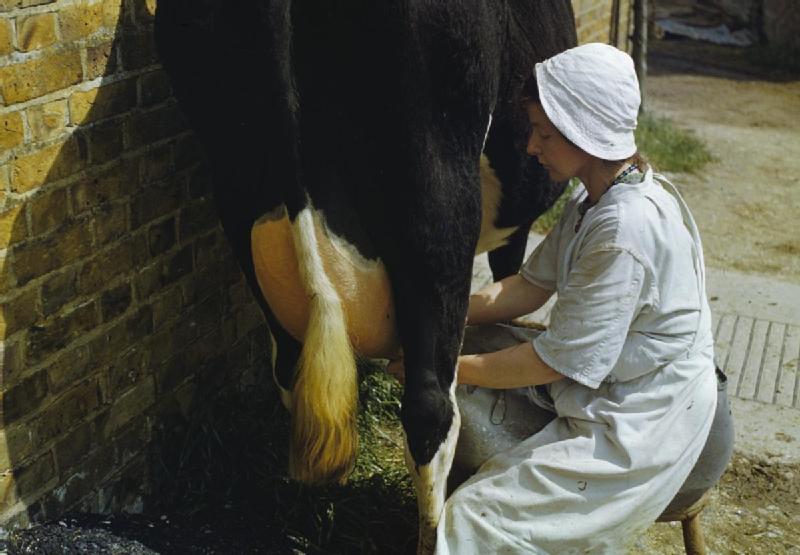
[467,274,554,325]
[387,341,564,388]
[457,342,563,388]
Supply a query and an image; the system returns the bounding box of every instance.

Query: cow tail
[288,206,358,484]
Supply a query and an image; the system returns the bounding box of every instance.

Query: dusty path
[632,39,800,554]
[646,40,800,283]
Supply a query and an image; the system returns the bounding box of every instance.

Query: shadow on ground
[4,367,418,555]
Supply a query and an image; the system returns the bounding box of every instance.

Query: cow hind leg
[403,380,461,553]
[384,156,484,553]
[262,314,301,411]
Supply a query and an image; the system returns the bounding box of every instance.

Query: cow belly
[251,209,400,359]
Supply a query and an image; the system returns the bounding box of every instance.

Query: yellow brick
[68,78,137,124]
[60,0,105,41]
[10,135,87,193]
[0,112,24,151]
[0,252,9,294]
[26,99,68,143]
[0,426,36,472]
[0,49,82,105]
[0,0,57,10]
[11,144,60,193]
[84,40,116,80]
[0,165,8,204]
[0,203,25,248]
[29,187,68,235]
[0,470,18,512]
[102,0,123,28]
[17,13,57,52]
[0,18,12,56]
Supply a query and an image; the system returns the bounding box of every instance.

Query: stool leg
[681,512,707,555]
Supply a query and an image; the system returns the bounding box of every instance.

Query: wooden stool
[656,490,711,555]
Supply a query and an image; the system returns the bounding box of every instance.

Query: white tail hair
[288,206,358,484]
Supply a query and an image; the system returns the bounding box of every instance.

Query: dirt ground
[634,453,800,554]
[630,38,800,554]
[645,40,800,283]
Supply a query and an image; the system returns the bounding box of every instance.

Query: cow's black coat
[155,0,575,472]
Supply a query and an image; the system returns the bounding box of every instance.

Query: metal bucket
[659,367,735,516]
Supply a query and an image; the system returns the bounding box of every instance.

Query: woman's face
[525,102,590,182]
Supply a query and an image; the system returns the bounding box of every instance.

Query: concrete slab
[706,267,800,327]
[729,397,800,464]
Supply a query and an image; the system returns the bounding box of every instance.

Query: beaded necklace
[574,163,639,233]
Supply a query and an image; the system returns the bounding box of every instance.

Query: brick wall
[572,0,633,50]
[0,0,269,526]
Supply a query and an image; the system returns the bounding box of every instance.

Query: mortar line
[735,316,756,398]
[723,314,739,380]
[753,320,771,401]
[793,334,800,409]
[772,323,789,405]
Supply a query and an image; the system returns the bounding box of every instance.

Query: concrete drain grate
[714,312,800,408]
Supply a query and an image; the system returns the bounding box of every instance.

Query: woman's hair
[521,72,540,104]
[605,152,650,171]
[521,70,650,170]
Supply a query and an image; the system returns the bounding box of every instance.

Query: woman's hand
[457,344,563,388]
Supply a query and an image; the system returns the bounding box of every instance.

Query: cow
[154,1,576,551]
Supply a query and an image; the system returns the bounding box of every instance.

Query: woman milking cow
[389,43,734,554]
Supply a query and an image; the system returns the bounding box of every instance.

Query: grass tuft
[636,112,714,174]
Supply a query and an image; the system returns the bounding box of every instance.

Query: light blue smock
[436,169,718,554]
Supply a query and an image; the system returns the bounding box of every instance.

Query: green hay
[532,178,579,234]
[159,363,416,554]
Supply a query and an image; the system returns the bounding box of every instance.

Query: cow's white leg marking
[482,112,493,152]
[268,328,293,410]
[289,205,358,484]
[405,376,461,555]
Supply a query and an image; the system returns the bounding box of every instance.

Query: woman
[391,43,719,553]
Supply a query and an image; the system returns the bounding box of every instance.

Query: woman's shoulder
[583,178,672,254]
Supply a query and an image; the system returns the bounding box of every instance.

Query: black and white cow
[155,1,576,550]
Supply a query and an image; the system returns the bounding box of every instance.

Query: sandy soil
[645,40,800,283]
[632,38,800,554]
[634,453,800,554]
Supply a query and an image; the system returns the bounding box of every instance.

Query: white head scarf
[534,43,640,160]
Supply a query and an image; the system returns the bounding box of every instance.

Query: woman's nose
[526,134,541,156]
